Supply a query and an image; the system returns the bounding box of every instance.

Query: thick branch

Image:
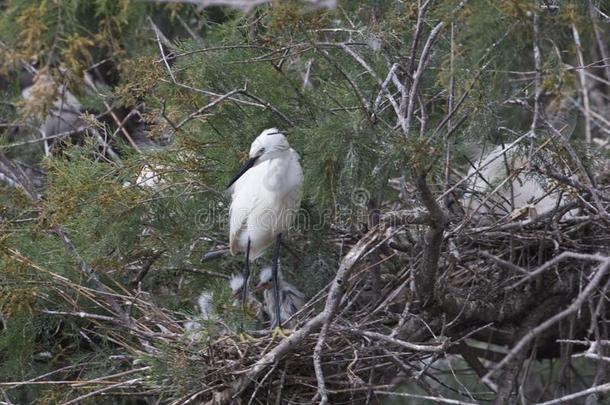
[413,172,448,301]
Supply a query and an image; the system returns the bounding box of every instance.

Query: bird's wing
[228,169,265,255]
[282,284,306,311]
[229,200,250,255]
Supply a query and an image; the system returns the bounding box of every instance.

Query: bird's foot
[238,332,255,342]
[271,326,292,339]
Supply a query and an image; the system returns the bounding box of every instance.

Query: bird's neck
[261,149,289,162]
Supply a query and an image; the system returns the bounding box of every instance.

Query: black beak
[226,156,258,189]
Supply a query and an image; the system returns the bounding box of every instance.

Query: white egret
[227,128,303,328]
[256,266,305,328]
[132,152,191,190]
[184,279,265,338]
[463,144,572,222]
[463,93,578,222]
[135,164,168,189]
[183,291,217,337]
[229,274,263,322]
[196,291,216,320]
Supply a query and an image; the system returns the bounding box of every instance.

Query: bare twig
[143,0,337,12]
[149,17,176,83]
[402,22,445,137]
[588,0,610,83]
[529,11,542,161]
[175,87,245,130]
[536,382,610,405]
[571,23,592,144]
[374,391,478,405]
[484,259,610,385]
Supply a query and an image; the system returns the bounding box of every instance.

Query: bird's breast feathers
[229,152,303,255]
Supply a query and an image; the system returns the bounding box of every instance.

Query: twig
[313,320,329,404]
[571,23,592,144]
[372,63,401,114]
[315,46,371,116]
[162,267,230,280]
[483,259,610,385]
[340,45,400,119]
[0,125,90,149]
[313,229,384,405]
[508,251,609,289]
[413,172,448,300]
[54,226,136,328]
[545,118,609,220]
[529,11,542,161]
[444,22,455,202]
[201,248,230,262]
[402,22,445,137]
[60,377,144,405]
[175,87,245,130]
[149,17,176,83]
[240,91,296,128]
[535,382,610,405]
[374,391,478,405]
[41,310,118,323]
[588,0,610,83]
[480,251,529,275]
[348,329,448,352]
[143,0,337,12]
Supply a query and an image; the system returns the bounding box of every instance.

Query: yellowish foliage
[15,1,49,61]
[61,35,95,76]
[0,254,36,316]
[116,56,164,106]
[267,1,330,39]
[0,288,36,316]
[20,69,58,118]
[0,47,21,76]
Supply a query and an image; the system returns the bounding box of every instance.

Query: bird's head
[255,266,282,291]
[248,128,290,160]
[229,274,245,298]
[226,128,290,189]
[197,291,214,317]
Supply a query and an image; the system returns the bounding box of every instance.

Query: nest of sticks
[17,168,609,405]
[142,175,609,404]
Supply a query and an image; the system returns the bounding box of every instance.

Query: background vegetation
[0,0,608,404]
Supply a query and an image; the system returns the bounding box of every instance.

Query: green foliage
[0,315,39,381]
[0,0,605,402]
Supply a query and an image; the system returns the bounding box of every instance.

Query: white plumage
[196,291,215,320]
[135,164,167,189]
[256,266,305,328]
[463,144,571,220]
[22,76,82,155]
[229,274,263,319]
[183,291,218,335]
[228,128,303,260]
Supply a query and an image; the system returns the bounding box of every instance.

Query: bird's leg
[239,239,251,333]
[272,233,282,329]
[241,239,251,308]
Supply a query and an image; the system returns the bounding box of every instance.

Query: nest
[4,172,606,405]
[192,192,610,404]
[130,186,607,404]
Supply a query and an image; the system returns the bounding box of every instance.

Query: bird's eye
[258,147,265,155]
